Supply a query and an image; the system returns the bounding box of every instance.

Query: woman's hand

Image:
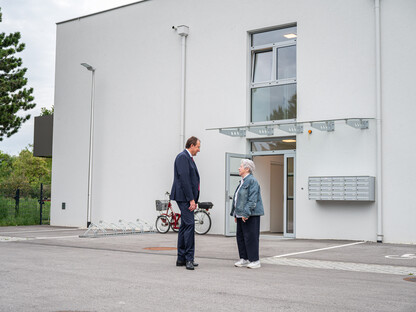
[242,216,248,222]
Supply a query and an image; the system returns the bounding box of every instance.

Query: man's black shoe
[186,261,195,270]
[177,260,198,267]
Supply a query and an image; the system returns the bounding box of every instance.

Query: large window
[251,26,297,123]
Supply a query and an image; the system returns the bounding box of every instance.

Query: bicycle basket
[155,200,169,211]
[198,202,213,209]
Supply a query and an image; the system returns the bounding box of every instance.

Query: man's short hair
[186,136,200,149]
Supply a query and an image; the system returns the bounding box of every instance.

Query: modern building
[51,0,416,244]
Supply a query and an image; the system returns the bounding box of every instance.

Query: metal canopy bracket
[279,124,303,134]
[248,126,274,136]
[219,128,246,137]
[346,119,369,129]
[311,121,335,132]
[213,118,372,137]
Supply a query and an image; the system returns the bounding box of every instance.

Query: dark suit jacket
[170,149,200,203]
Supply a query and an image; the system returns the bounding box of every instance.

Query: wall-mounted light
[284,33,297,39]
[282,139,296,143]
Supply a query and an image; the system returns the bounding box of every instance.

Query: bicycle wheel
[155,215,170,233]
[171,214,181,232]
[194,210,211,235]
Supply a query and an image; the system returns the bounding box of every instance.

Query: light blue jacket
[230,174,264,218]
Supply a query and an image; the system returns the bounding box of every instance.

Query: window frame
[250,27,297,124]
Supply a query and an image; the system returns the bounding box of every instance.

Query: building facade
[51,0,416,243]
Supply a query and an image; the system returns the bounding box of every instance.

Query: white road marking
[261,257,416,275]
[385,254,416,260]
[34,235,80,240]
[273,241,365,258]
[0,236,31,242]
[0,228,81,235]
[0,235,79,242]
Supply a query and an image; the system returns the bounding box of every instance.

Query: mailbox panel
[308,176,375,201]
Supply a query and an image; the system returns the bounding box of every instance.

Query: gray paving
[0,225,415,312]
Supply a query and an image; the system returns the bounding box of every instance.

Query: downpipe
[173,25,189,150]
[375,0,383,243]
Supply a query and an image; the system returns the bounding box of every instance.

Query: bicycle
[155,192,213,235]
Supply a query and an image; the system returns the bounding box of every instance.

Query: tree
[0,147,51,198]
[40,105,54,116]
[0,8,36,141]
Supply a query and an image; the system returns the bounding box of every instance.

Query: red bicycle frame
[160,200,181,231]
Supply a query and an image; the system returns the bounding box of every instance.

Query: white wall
[52,0,416,243]
[380,0,416,243]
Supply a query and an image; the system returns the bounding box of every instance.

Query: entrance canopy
[208,118,372,137]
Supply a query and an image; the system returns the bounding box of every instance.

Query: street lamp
[81,62,96,227]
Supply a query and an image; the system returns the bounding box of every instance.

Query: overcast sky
[0,0,139,155]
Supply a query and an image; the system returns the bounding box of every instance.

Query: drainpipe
[375,0,383,243]
[173,25,189,150]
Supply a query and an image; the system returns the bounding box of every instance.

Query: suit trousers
[177,201,195,262]
[236,216,260,262]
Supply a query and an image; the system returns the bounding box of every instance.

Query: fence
[0,184,50,226]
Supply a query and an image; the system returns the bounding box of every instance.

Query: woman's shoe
[234,259,250,267]
[247,260,261,269]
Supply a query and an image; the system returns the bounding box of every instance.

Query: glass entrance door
[284,153,295,237]
[225,153,250,236]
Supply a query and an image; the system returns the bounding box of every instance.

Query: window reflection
[253,50,272,82]
[251,139,296,152]
[251,84,296,122]
[252,26,297,47]
[277,46,296,80]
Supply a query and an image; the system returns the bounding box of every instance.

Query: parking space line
[273,241,365,258]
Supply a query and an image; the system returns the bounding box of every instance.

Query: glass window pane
[287,157,294,174]
[287,176,294,197]
[230,157,243,174]
[251,84,297,122]
[286,199,294,233]
[228,175,241,234]
[252,26,297,47]
[253,51,272,83]
[277,46,296,79]
[251,139,296,152]
[230,175,241,194]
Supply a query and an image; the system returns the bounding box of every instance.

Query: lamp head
[81,63,95,71]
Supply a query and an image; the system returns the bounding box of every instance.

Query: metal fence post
[39,183,43,225]
[14,189,20,218]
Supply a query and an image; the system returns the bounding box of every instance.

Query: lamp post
[81,62,96,227]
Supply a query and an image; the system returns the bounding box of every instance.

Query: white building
[51,0,416,244]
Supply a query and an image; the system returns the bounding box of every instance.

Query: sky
[0,0,140,155]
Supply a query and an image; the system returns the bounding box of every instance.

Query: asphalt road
[0,226,415,312]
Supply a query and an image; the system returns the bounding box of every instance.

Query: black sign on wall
[33,115,53,158]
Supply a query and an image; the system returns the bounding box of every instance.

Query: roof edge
[56,0,151,25]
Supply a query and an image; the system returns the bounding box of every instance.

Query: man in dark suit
[170,136,201,270]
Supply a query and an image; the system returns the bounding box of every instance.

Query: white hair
[241,159,255,173]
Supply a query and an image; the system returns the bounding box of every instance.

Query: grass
[0,196,50,226]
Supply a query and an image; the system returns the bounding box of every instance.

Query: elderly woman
[230,159,264,269]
